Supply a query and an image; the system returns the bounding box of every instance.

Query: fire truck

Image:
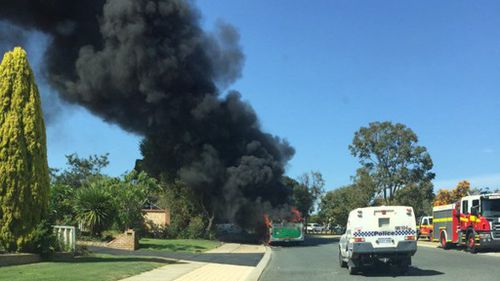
[432,193,500,252]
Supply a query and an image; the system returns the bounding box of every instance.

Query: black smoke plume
[0,0,294,228]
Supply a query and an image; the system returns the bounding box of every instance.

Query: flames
[264,207,303,226]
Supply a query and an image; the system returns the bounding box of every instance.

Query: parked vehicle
[339,206,417,275]
[416,216,433,240]
[306,223,324,233]
[266,208,304,244]
[331,224,345,235]
[433,193,500,252]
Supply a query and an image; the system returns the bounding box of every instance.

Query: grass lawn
[0,254,170,281]
[139,238,221,253]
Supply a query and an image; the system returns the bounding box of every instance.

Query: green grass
[0,254,170,281]
[139,238,221,253]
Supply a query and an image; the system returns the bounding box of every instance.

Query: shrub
[186,216,206,239]
[111,171,158,231]
[19,220,58,257]
[74,184,116,237]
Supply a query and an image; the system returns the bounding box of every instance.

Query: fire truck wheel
[339,249,347,268]
[467,232,478,254]
[440,232,450,250]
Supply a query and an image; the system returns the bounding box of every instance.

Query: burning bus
[265,208,304,244]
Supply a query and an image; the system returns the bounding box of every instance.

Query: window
[472,199,479,208]
[482,199,500,217]
[462,200,468,214]
[422,218,428,225]
[379,218,390,227]
[472,199,480,214]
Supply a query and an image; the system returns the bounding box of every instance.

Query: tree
[470,186,498,195]
[319,169,376,226]
[0,47,50,251]
[451,180,470,200]
[292,172,325,222]
[285,177,310,219]
[111,171,159,231]
[157,180,205,238]
[349,121,434,203]
[49,153,110,225]
[394,181,434,218]
[53,153,109,188]
[433,180,470,206]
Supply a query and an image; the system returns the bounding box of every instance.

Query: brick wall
[106,229,139,251]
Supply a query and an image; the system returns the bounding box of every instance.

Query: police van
[338,206,417,274]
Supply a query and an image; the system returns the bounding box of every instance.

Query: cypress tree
[0,47,50,251]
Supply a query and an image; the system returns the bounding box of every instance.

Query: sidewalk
[120,243,268,281]
[418,240,500,257]
[417,240,438,248]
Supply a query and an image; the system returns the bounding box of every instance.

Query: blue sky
[3,0,500,191]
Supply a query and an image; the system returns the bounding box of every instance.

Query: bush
[19,220,58,257]
[187,216,206,239]
[49,183,77,225]
[111,171,158,232]
[74,184,116,237]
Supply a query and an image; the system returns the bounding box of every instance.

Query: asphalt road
[260,236,500,281]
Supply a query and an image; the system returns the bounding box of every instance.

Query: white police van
[339,206,417,274]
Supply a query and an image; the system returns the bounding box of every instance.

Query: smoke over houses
[0,0,294,227]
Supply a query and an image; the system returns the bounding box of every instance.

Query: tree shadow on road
[357,265,444,277]
[270,236,339,248]
[88,246,263,267]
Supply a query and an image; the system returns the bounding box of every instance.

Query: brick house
[143,202,170,230]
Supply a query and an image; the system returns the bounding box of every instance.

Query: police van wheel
[348,262,358,275]
[467,233,477,254]
[339,250,347,268]
[398,258,410,274]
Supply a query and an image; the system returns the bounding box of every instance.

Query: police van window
[379,218,390,227]
[462,200,468,214]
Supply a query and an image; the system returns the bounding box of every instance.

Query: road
[260,236,500,281]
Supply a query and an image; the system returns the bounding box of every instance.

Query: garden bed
[0,253,41,267]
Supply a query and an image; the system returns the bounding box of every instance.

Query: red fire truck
[432,193,500,252]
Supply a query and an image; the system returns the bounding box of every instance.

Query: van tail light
[354,237,365,242]
[405,235,415,241]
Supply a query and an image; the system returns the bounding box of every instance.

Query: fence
[53,225,76,252]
